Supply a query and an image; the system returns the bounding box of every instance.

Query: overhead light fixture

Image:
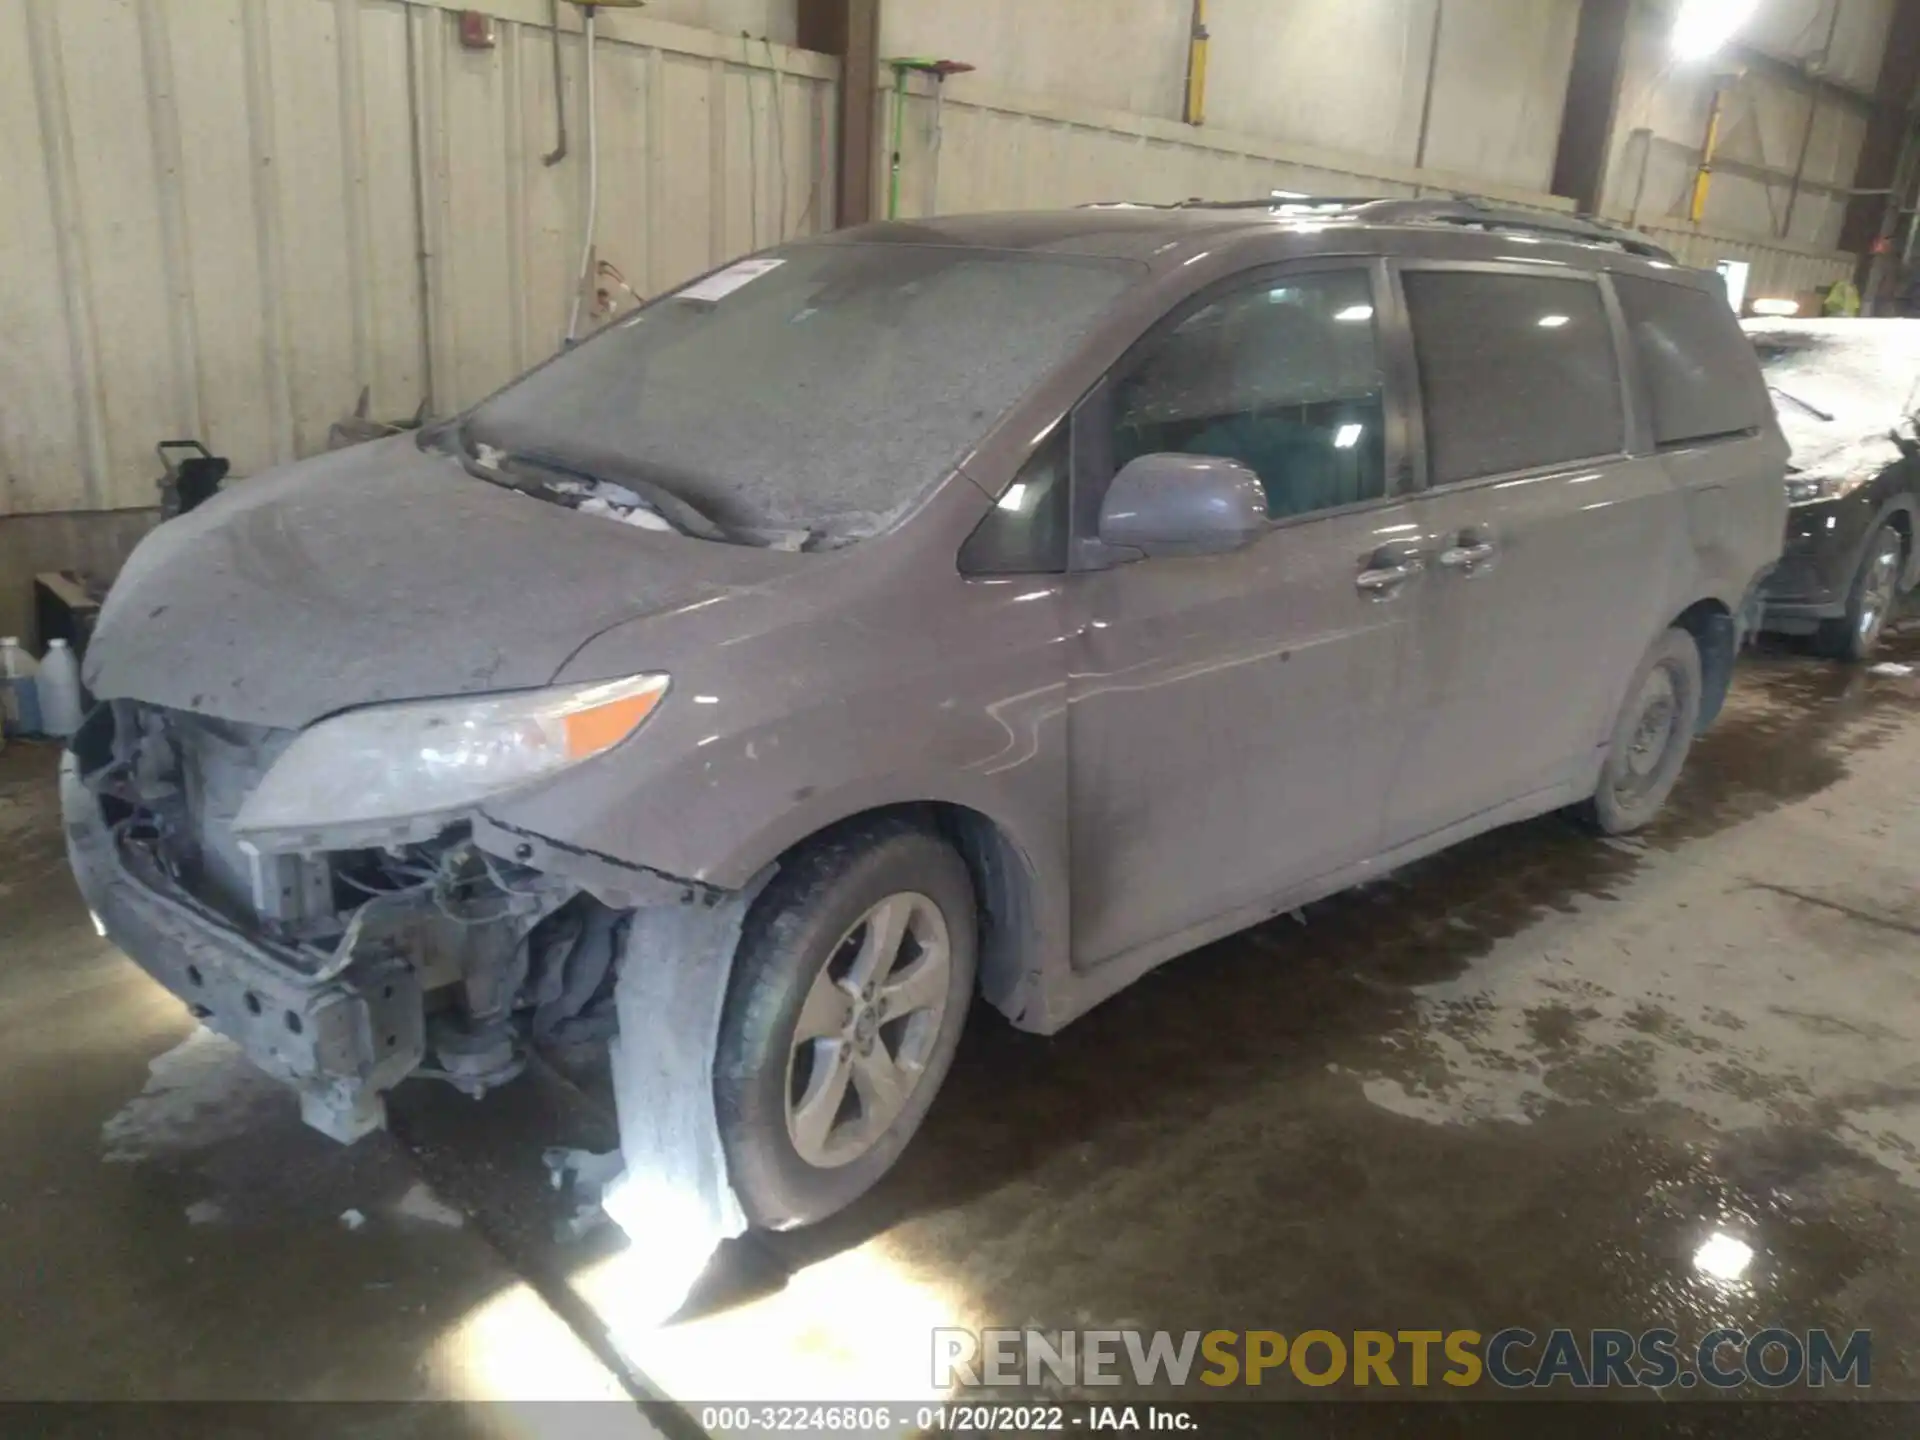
[1750,297,1800,317]
[1693,1230,1754,1284]
[1672,0,1759,60]
[1333,423,1365,449]
[1333,304,1375,323]
[1537,314,1570,329]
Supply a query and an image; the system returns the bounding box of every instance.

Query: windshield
[462,242,1138,546]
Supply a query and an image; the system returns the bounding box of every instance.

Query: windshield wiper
[440,424,735,542]
[502,448,735,543]
[1770,385,1835,422]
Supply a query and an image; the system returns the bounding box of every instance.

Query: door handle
[1437,540,1497,572]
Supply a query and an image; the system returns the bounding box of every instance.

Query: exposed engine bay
[67,700,636,1140]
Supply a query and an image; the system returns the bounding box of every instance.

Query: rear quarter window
[1614,273,1769,448]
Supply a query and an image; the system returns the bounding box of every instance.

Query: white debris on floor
[392,1182,464,1229]
[100,1028,287,1164]
[339,1208,367,1232]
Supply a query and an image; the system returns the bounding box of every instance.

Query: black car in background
[1747,319,1920,660]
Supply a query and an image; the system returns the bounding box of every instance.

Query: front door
[1382,264,1686,848]
[1065,263,1421,969]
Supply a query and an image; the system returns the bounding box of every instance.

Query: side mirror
[1098,453,1269,558]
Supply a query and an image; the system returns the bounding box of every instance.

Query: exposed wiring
[477,848,554,900]
[596,258,643,315]
[336,870,432,899]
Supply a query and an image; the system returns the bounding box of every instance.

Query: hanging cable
[565,4,601,342]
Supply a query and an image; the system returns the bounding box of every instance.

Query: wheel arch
[745,797,1058,1029]
[1670,597,1735,731]
[1881,496,1917,587]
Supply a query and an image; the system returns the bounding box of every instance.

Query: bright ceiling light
[1672,0,1760,60]
[1537,314,1570,328]
[1333,304,1375,322]
[1693,1230,1754,1284]
[1333,423,1364,449]
[1750,297,1800,316]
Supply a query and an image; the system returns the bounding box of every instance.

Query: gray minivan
[65,199,1785,1234]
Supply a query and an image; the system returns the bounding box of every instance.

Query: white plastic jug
[37,638,83,739]
[0,637,41,736]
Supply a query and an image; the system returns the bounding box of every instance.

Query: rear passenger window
[1614,274,1768,447]
[1111,269,1387,520]
[1404,271,1623,484]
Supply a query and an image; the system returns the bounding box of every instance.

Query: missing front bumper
[62,753,426,1140]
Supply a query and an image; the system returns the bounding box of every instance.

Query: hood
[86,436,808,729]
[1746,318,1920,479]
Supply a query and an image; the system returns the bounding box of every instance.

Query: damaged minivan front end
[62,681,693,1143]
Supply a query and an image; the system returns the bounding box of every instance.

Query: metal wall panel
[1601,0,1870,253]
[882,74,1553,223]
[0,0,835,516]
[1639,223,1855,301]
[888,71,1855,311]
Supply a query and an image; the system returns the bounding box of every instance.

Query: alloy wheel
[1856,532,1903,653]
[784,892,952,1169]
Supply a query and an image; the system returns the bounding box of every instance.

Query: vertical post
[1182,0,1208,127]
[798,0,880,228]
[1550,0,1632,215]
[1780,0,1842,241]
[1842,0,1920,265]
[1688,83,1728,226]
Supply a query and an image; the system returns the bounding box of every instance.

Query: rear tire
[1581,626,1703,835]
[715,818,976,1230]
[1817,521,1904,662]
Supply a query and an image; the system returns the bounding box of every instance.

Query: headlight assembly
[1785,468,1876,506]
[232,673,669,844]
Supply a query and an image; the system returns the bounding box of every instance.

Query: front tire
[1582,626,1703,835]
[1818,521,1904,662]
[716,818,977,1230]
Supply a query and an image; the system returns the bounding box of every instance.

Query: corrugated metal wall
[884,74,1579,221]
[882,70,1853,302]
[1601,0,1880,255]
[1639,222,1856,299]
[0,0,835,516]
[1,0,1861,523]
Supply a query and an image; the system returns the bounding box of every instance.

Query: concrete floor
[7,625,1920,1429]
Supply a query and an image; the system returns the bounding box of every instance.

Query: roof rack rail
[1079,193,1675,261]
[1350,197,1675,260]
[1078,195,1381,212]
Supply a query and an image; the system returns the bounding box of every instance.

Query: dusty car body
[1746,318,1920,659]
[66,200,1786,1236]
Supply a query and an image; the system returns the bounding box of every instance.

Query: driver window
[1111,270,1386,520]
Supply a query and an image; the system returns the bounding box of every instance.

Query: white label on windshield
[675,257,785,303]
